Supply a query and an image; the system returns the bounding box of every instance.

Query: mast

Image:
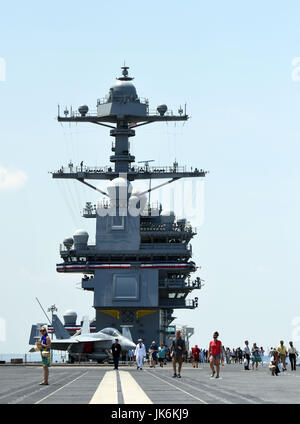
[53,66,206,183]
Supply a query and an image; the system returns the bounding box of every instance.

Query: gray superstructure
[52,66,206,346]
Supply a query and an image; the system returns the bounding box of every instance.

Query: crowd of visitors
[129,334,299,379]
[36,324,299,385]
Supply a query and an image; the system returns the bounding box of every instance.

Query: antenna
[35,297,52,325]
[137,159,155,172]
[138,160,155,205]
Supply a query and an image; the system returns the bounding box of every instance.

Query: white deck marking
[143,370,208,404]
[153,371,259,404]
[119,371,152,404]
[171,376,243,404]
[89,371,118,404]
[35,371,89,404]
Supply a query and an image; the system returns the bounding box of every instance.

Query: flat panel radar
[113,275,139,300]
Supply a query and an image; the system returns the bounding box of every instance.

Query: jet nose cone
[126,340,136,349]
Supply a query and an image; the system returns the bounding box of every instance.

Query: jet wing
[74,337,104,343]
[50,339,80,351]
[51,335,112,349]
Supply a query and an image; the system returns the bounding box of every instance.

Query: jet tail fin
[81,315,90,335]
[122,326,133,342]
[52,314,70,339]
[29,325,39,345]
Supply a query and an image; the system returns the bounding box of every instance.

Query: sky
[0,1,300,353]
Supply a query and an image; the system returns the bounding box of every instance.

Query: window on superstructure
[112,215,125,230]
[113,275,139,300]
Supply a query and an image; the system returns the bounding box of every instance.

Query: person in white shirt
[134,339,146,370]
[243,340,250,370]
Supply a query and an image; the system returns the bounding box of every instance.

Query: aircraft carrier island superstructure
[52,66,206,346]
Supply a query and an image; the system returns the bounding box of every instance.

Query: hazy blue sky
[1,1,300,353]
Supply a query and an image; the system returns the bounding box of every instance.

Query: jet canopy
[101,328,121,337]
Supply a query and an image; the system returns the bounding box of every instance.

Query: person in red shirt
[191,345,200,368]
[208,331,223,379]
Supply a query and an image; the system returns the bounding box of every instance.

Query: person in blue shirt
[158,343,166,367]
[148,341,159,368]
[128,348,134,364]
[37,326,51,385]
[164,345,170,363]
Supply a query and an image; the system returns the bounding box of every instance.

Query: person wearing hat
[110,338,122,370]
[134,339,146,370]
[38,326,51,385]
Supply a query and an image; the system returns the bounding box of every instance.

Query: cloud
[0,166,27,191]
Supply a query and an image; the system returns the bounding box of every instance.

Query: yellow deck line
[89,371,118,404]
[119,371,152,404]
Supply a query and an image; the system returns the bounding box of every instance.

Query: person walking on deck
[251,343,261,370]
[148,341,158,368]
[288,341,298,371]
[158,343,166,367]
[134,339,146,370]
[259,346,265,366]
[277,341,288,371]
[110,338,121,370]
[191,345,200,368]
[208,331,223,379]
[243,340,251,370]
[170,330,186,378]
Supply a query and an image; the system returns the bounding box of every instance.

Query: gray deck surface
[0,363,299,404]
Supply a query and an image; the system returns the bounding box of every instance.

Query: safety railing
[140,223,195,233]
[52,163,205,175]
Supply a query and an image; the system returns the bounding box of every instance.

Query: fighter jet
[35,314,136,363]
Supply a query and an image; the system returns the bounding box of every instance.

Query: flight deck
[0,363,299,405]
